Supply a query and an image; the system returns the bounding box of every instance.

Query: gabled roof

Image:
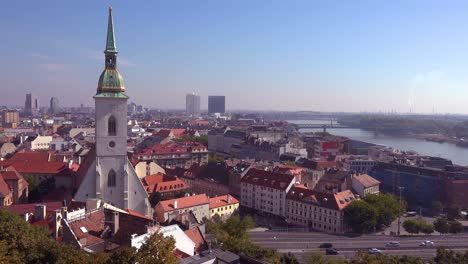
[3,201,64,216]
[184,227,207,254]
[157,194,209,212]
[66,209,105,247]
[353,174,380,188]
[0,176,11,197]
[241,168,295,191]
[209,194,239,209]
[0,160,68,174]
[287,186,357,211]
[10,151,50,162]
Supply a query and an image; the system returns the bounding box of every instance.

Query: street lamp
[397,186,405,236]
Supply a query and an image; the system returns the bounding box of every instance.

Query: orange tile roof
[354,174,380,188]
[158,194,209,212]
[184,227,207,254]
[0,176,11,197]
[124,209,153,221]
[287,186,357,211]
[209,194,239,209]
[154,178,189,193]
[143,173,165,186]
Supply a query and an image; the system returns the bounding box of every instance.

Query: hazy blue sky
[2,1,468,113]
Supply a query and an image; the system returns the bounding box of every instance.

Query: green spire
[106,6,117,53]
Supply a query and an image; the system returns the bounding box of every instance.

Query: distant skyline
[2,1,468,113]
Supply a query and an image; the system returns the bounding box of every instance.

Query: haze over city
[2,1,468,113]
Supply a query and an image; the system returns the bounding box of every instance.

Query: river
[288,120,468,166]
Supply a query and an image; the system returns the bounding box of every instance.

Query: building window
[108,169,116,187]
[108,116,117,136]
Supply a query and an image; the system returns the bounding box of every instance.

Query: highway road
[248,231,468,261]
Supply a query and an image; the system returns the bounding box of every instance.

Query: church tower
[74,7,151,217]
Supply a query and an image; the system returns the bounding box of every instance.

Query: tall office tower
[74,7,151,217]
[208,95,225,114]
[25,93,39,116]
[49,97,60,114]
[186,93,201,116]
[1,110,20,128]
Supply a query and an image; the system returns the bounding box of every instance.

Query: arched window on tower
[108,116,116,136]
[108,169,116,187]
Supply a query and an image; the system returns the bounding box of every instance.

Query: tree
[420,221,435,234]
[447,206,461,221]
[434,248,468,264]
[403,219,420,234]
[137,232,178,264]
[434,217,450,234]
[280,252,299,264]
[110,247,138,264]
[344,200,378,233]
[364,193,402,228]
[449,221,464,234]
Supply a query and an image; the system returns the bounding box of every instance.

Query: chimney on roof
[111,212,119,235]
[34,204,46,221]
[174,200,178,209]
[61,206,68,220]
[53,209,62,240]
[227,194,231,204]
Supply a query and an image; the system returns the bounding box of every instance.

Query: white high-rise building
[74,7,151,217]
[186,93,200,116]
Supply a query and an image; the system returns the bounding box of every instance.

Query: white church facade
[74,7,152,217]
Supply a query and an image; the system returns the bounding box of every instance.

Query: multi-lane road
[249,230,468,261]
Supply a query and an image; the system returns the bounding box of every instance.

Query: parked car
[319,243,333,248]
[326,248,339,255]
[420,241,434,247]
[385,241,400,247]
[368,248,382,254]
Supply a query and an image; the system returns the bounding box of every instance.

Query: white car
[386,241,400,247]
[420,241,434,247]
[368,248,383,254]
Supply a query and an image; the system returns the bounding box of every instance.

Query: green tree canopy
[137,232,178,264]
[434,218,451,234]
[344,200,378,233]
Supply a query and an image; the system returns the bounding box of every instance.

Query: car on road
[319,243,333,248]
[385,241,400,247]
[326,248,339,255]
[368,248,383,254]
[420,241,434,247]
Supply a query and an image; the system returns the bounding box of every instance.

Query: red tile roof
[143,173,165,186]
[0,160,68,174]
[124,209,153,221]
[0,166,23,181]
[3,201,63,216]
[287,186,357,211]
[209,194,239,209]
[158,194,209,212]
[154,178,189,193]
[10,151,50,162]
[353,174,380,188]
[184,227,207,254]
[0,176,11,197]
[241,168,296,191]
[67,209,105,247]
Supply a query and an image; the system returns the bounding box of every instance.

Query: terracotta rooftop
[241,168,295,191]
[158,194,209,212]
[67,209,105,247]
[184,227,207,254]
[209,194,239,209]
[287,186,357,211]
[353,174,380,188]
[0,176,11,197]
